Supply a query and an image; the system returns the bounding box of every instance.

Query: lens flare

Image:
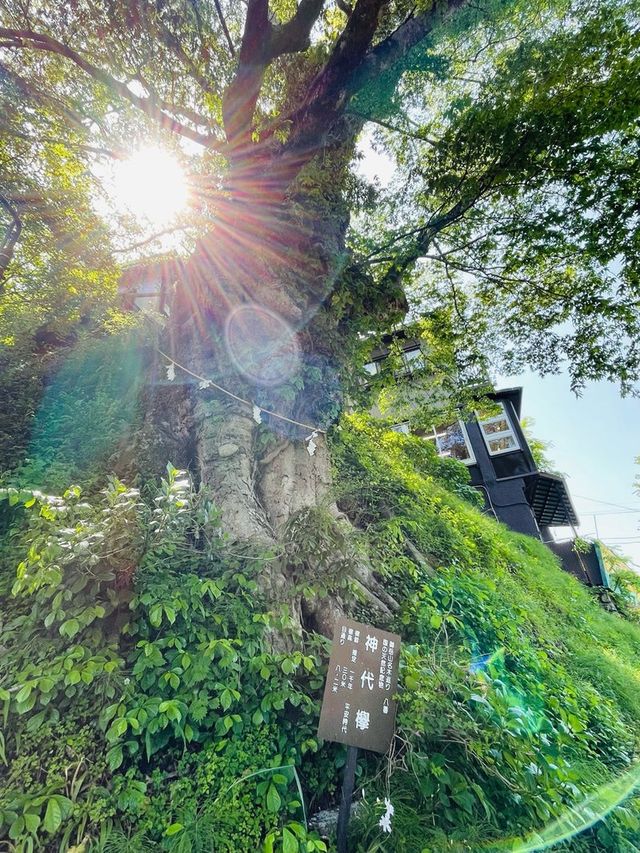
[493,765,640,852]
[224,304,300,387]
[24,335,143,488]
[470,648,504,674]
[113,146,187,226]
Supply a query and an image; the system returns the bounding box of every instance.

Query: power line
[551,533,640,544]
[599,537,640,543]
[583,509,640,516]
[573,494,640,512]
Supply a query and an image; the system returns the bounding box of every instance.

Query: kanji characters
[354,709,370,730]
[360,669,374,690]
[365,634,379,652]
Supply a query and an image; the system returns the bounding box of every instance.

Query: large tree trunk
[159,151,399,638]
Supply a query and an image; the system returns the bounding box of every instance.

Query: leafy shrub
[0,466,331,851]
[1,417,639,852]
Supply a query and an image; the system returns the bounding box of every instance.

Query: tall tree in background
[1,0,639,632]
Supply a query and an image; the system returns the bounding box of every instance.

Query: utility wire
[583,508,640,516]
[551,536,640,546]
[574,494,640,512]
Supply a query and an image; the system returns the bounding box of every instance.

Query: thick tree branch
[241,0,388,192]
[213,0,236,57]
[0,193,22,290]
[222,0,271,146]
[269,0,326,59]
[354,0,469,98]
[223,0,326,151]
[336,0,354,15]
[0,28,225,150]
[293,0,388,126]
[275,0,469,184]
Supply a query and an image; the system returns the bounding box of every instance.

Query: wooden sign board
[317,618,401,754]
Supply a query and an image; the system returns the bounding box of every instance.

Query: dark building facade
[459,387,578,541]
[365,337,609,588]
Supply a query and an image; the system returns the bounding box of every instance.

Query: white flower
[252,405,262,424]
[379,812,392,834]
[199,378,212,390]
[166,362,176,381]
[384,797,394,816]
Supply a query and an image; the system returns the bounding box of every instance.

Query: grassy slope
[334,415,640,851]
[0,407,639,853]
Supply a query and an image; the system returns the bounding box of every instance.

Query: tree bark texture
[156,162,398,637]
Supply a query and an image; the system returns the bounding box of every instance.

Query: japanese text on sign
[317,618,401,754]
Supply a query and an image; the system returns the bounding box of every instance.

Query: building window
[477,401,520,455]
[425,421,476,465]
[390,422,411,435]
[401,346,424,370]
[365,346,424,378]
[395,345,424,378]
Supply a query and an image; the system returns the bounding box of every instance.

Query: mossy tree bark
[159,149,401,637]
[0,0,469,639]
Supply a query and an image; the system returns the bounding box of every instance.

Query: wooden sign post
[317,618,401,853]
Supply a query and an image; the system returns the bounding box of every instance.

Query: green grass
[334,415,640,851]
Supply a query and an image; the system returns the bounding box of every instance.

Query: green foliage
[362,0,640,394]
[520,417,559,474]
[599,544,640,624]
[264,821,328,853]
[140,733,311,851]
[1,425,639,851]
[0,790,73,852]
[0,480,139,725]
[0,56,124,475]
[0,335,46,475]
[332,415,640,851]
[0,465,328,851]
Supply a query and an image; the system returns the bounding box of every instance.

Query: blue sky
[497,371,640,568]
